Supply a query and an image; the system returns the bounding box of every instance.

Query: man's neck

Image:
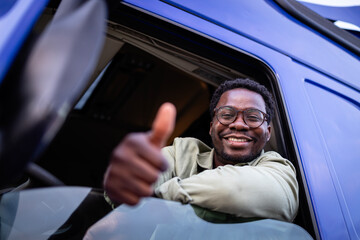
[213,156,231,168]
[212,150,264,168]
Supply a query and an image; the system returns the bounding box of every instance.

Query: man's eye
[246,115,261,122]
[221,113,234,119]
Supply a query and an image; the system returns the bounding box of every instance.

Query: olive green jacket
[154,137,299,222]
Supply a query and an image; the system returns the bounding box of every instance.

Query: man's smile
[222,134,255,147]
[227,137,251,142]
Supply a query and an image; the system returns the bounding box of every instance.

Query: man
[103,78,298,222]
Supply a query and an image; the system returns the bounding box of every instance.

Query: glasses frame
[214,106,269,129]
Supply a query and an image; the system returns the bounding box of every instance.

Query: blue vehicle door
[0,0,49,85]
[120,0,360,239]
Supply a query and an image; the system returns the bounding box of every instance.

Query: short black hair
[209,78,275,123]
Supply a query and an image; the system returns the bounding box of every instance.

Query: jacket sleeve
[154,152,299,222]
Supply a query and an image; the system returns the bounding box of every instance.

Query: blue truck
[1,0,359,239]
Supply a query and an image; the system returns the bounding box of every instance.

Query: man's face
[210,88,271,166]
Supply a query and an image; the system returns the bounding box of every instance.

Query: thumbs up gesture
[103,103,176,206]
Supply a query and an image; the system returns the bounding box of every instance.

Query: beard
[213,147,262,164]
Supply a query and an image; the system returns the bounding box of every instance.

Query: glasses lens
[244,109,264,128]
[217,107,236,125]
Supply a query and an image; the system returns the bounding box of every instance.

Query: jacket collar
[196,149,265,169]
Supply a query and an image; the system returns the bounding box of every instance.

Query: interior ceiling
[84,43,212,145]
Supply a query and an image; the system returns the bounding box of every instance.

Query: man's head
[209,78,275,166]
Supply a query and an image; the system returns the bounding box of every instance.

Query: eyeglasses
[214,106,268,128]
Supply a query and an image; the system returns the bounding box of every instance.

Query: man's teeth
[228,137,249,142]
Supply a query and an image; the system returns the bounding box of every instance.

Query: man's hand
[103,103,176,206]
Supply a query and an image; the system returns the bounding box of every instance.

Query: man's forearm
[155,164,298,222]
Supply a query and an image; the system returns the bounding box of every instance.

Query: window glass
[85,197,314,240]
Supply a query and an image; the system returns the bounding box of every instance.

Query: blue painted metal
[123,0,360,239]
[0,0,18,17]
[0,0,49,85]
[124,0,359,88]
[2,0,359,238]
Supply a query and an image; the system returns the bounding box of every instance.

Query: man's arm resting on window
[154,157,299,222]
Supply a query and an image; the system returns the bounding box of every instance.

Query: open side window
[35,2,315,238]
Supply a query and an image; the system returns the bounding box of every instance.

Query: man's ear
[209,121,213,136]
[266,124,271,142]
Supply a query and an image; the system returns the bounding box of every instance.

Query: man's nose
[228,115,249,130]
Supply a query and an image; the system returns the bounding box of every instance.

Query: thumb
[149,102,176,148]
